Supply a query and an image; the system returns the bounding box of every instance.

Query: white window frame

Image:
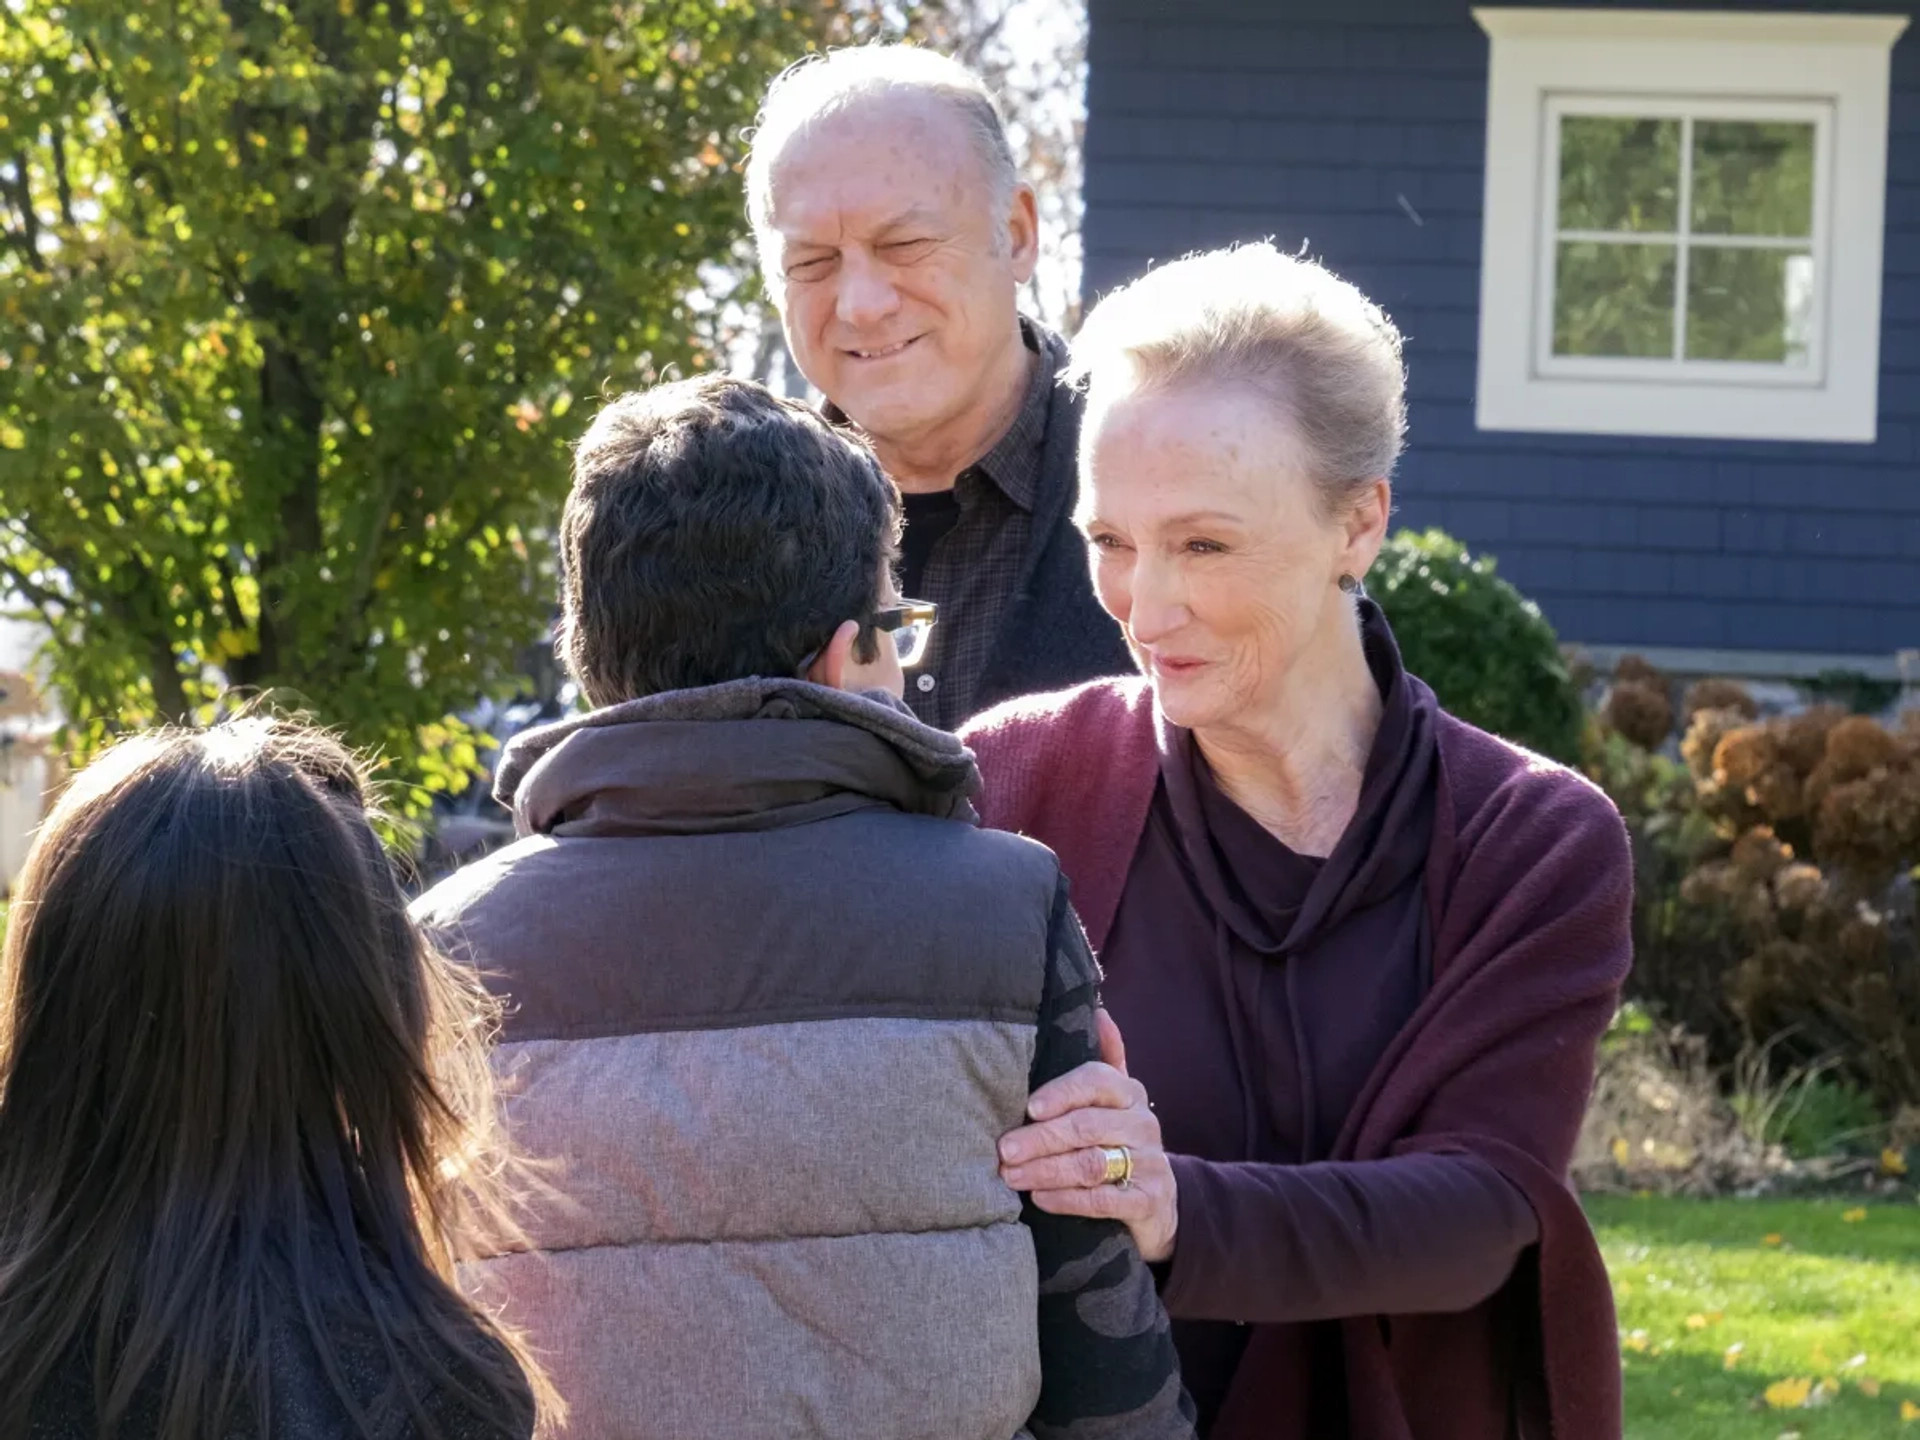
[1472,8,1908,445]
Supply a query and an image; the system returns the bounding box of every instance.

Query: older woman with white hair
[966,243,1632,1440]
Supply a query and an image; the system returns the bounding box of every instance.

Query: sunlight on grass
[1589,1195,1920,1439]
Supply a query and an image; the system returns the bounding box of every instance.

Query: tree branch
[146,634,192,721]
[81,37,176,220]
[0,556,73,618]
[5,520,196,723]
[2,153,47,271]
[210,543,248,632]
[345,467,407,625]
[440,487,519,577]
[1,517,87,596]
[50,121,78,231]
[0,225,46,272]
[2,514,165,651]
[0,589,65,648]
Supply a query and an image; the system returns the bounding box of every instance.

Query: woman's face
[1080,381,1376,734]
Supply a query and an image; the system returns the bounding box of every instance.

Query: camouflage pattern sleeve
[1022,877,1198,1440]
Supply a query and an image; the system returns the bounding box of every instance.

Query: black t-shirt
[897,487,963,601]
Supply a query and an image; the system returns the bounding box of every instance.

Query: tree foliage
[0,0,855,802]
[912,0,1085,334]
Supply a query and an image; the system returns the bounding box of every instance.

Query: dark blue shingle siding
[1084,0,1920,661]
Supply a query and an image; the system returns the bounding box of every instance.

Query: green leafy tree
[0,0,859,802]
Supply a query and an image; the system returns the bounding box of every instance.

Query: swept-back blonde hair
[1069,241,1408,514]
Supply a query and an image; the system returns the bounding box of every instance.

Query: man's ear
[805,620,862,690]
[1008,183,1040,285]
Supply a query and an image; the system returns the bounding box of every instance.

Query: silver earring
[1338,573,1361,595]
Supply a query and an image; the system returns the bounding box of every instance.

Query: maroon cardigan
[961,677,1631,1440]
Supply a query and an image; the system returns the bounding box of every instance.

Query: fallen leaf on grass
[1764,1378,1813,1410]
[1842,1207,1868,1222]
[1859,1378,1882,1398]
[1725,1343,1745,1370]
[1764,1232,1785,1246]
[1623,1330,1649,1353]
[1686,1313,1710,1330]
[1902,1398,1920,1422]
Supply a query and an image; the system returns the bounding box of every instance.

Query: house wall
[0,618,54,890]
[1082,0,1919,669]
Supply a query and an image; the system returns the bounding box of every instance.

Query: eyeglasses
[873,600,938,668]
[793,600,939,677]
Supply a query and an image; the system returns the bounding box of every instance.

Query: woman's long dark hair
[0,717,554,1439]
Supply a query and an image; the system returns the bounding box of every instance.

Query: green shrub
[1731,1070,1887,1160]
[1371,528,1584,761]
[1806,668,1904,716]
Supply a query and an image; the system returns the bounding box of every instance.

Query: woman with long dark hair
[0,717,550,1440]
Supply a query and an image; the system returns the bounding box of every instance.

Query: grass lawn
[1589,1195,1920,1439]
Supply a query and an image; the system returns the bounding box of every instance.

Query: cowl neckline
[1155,600,1439,958]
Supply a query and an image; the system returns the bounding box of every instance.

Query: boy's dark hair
[558,373,902,707]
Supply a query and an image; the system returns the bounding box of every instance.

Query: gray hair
[1068,243,1408,514]
[745,44,1019,266]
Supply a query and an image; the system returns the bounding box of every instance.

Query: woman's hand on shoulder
[998,1010,1179,1264]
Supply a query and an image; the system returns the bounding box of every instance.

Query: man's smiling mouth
[846,336,921,360]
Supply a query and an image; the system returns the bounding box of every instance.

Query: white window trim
[1472,8,1908,445]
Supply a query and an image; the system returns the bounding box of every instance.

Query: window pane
[1686,247,1814,364]
[1553,241,1676,359]
[1557,116,1680,232]
[1691,121,1816,237]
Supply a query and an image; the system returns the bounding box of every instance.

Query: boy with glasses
[415,374,1193,1440]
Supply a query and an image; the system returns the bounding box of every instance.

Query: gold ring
[1099,1145,1134,1189]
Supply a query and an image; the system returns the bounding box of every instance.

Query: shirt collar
[820,316,1053,513]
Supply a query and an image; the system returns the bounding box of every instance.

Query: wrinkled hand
[998,1009,1178,1264]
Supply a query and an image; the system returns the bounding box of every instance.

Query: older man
[746,45,1132,729]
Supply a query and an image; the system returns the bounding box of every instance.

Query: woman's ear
[805,620,862,690]
[1340,479,1393,582]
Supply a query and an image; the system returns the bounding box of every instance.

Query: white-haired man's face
[763,90,1037,451]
